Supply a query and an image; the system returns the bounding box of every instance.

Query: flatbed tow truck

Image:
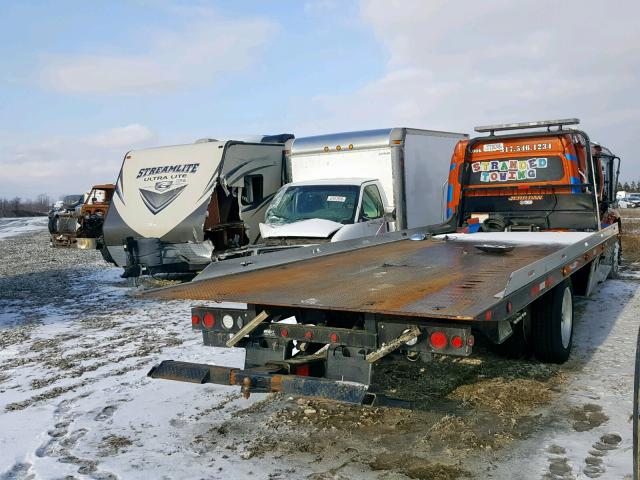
[145,119,622,407]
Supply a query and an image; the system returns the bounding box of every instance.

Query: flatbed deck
[144,228,616,321]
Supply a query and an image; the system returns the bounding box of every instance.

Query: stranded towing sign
[471,157,549,183]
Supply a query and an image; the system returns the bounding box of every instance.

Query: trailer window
[241,175,263,206]
[468,155,565,185]
[361,185,384,219]
[265,185,359,225]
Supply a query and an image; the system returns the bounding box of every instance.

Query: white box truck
[102,134,293,277]
[258,128,468,247]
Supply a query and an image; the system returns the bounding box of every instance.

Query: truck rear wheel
[532,279,573,363]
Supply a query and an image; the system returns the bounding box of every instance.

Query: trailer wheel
[532,279,573,363]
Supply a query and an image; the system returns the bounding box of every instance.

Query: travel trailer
[102,135,293,277]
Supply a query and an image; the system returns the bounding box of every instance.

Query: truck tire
[532,279,574,363]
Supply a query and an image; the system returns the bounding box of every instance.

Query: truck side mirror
[384,206,396,222]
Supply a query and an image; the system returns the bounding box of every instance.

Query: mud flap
[274,375,371,405]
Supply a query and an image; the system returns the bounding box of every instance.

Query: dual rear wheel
[497,279,574,364]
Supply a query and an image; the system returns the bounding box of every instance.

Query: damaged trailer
[144,119,623,408]
[102,135,293,278]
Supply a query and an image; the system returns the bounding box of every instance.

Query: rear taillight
[329,332,339,343]
[203,312,215,329]
[450,335,463,349]
[191,314,201,326]
[430,331,447,349]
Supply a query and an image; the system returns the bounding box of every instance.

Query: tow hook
[241,377,252,399]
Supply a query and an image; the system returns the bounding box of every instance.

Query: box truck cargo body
[103,136,292,277]
[286,128,467,229]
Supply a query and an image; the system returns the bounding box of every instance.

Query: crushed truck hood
[259,219,344,239]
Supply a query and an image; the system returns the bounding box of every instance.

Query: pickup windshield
[265,185,359,225]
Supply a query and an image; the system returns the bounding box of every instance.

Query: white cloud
[304,0,339,14]
[0,125,157,199]
[38,9,276,95]
[304,0,640,178]
[89,124,155,149]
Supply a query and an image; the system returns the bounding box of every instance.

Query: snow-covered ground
[0,217,48,240]
[0,221,637,479]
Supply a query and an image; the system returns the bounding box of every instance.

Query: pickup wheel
[532,279,573,363]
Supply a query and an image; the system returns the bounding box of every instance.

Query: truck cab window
[361,185,384,219]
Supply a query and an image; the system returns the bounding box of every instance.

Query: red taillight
[203,312,215,329]
[484,310,492,320]
[294,364,310,376]
[329,332,339,343]
[304,330,313,340]
[280,328,289,338]
[430,331,447,349]
[191,314,201,326]
[451,335,463,349]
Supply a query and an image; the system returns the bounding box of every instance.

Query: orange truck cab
[79,184,115,219]
[445,119,620,233]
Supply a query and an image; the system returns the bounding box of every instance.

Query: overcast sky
[1,0,639,199]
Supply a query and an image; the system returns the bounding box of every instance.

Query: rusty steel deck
[143,237,568,321]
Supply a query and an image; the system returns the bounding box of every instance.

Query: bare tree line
[0,194,52,217]
[619,181,640,193]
